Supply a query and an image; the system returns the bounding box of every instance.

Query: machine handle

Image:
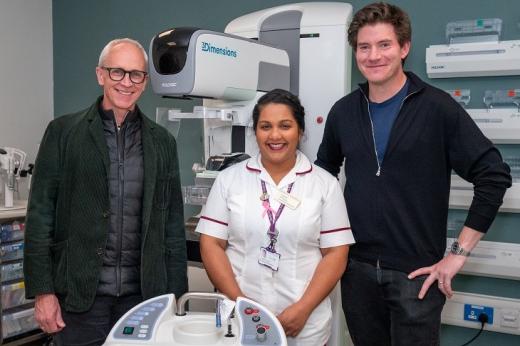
[175,291,229,316]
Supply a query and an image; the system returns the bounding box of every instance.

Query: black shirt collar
[98,97,140,125]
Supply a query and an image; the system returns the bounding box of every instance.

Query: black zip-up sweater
[316,72,512,273]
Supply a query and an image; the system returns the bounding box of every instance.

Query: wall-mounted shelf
[450,175,520,213]
[467,108,520,144]
[445,238,520,280]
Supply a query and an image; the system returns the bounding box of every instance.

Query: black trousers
[54,294,142,346]
[342,258,446,346]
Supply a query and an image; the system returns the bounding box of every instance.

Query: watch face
[452,242,460,253]
[451,241,469,256]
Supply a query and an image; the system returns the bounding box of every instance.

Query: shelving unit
[0,202,44,345]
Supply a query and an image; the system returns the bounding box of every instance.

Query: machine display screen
[122,326,134,335]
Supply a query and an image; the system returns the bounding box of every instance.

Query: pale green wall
[53,1,520,344]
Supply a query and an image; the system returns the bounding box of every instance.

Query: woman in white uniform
[196,89,355,346]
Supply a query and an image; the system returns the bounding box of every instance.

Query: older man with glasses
[24,38,188,345]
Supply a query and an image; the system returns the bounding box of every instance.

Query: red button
[244,307,254,315]
[316,116,324,124]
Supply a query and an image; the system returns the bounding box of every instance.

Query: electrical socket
[464,304,494,324]
[442,291,520,335]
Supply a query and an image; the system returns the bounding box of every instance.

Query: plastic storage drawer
[0,221,25,242]
[2,282,33,309]
[1,262,24,283]
[2,308,38,339]
[0,240,24,262]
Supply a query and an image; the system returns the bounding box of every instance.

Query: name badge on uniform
[273,188,300,210]
[258,247,281,271]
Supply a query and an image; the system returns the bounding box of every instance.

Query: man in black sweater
[315,3,512,345]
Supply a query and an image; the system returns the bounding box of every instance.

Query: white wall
[0,0,53,164]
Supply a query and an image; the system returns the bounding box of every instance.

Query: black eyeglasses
[102,67,147,84]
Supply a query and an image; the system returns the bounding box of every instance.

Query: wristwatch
[450,240,471,257]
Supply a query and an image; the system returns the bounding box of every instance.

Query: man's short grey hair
[98,38,148,69]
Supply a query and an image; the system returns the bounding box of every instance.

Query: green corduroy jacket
[23,97,188,312]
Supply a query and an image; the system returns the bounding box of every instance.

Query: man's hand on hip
[407,254,466,299]
[35,293,66,334]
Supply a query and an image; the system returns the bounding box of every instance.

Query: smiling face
[95,42,147,116]
[355,22,410,88]
[255,103,302,174]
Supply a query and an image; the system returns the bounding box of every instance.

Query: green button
[123,326,134,335]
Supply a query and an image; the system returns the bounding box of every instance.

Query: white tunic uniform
[196,151,355,346]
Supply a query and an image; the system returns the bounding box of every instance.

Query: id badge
[273,189,300,210]
[258,247,281,271]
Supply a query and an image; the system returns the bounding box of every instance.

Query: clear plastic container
[2,308,38,338]
[445,89,470,107]
[1,282,32,309]
[483,89,520,109]
[182,185,212,205]
[0,221,25,242]
[1,262,24,282]
[0,240,24,262]
[446,18,502,44]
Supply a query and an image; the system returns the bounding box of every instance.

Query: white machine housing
[149,29,289,101]
[426,40,520,78]
[103,293,288,346]
[226,2,352,161]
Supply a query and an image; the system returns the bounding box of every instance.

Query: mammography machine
[107,3,354,345]
[150,2,352,164]
[103,292,287,346]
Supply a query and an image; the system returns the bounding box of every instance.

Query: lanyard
[260,180,294,252]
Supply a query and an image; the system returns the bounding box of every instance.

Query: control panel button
[252,315,261,322]
[256,326,267,342]
[122,326,134,335]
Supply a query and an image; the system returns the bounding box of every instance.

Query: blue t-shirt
[369,79,409,164]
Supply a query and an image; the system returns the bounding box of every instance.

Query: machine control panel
[111,296,170,341]
[236,298,284,345]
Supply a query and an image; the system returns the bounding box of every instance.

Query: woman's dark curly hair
[252,89,305,132]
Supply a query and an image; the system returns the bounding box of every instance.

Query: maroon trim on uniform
[320,227,351,234]
[296,165,313,175]
[246,162,261,173]
[200,216,228,226]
